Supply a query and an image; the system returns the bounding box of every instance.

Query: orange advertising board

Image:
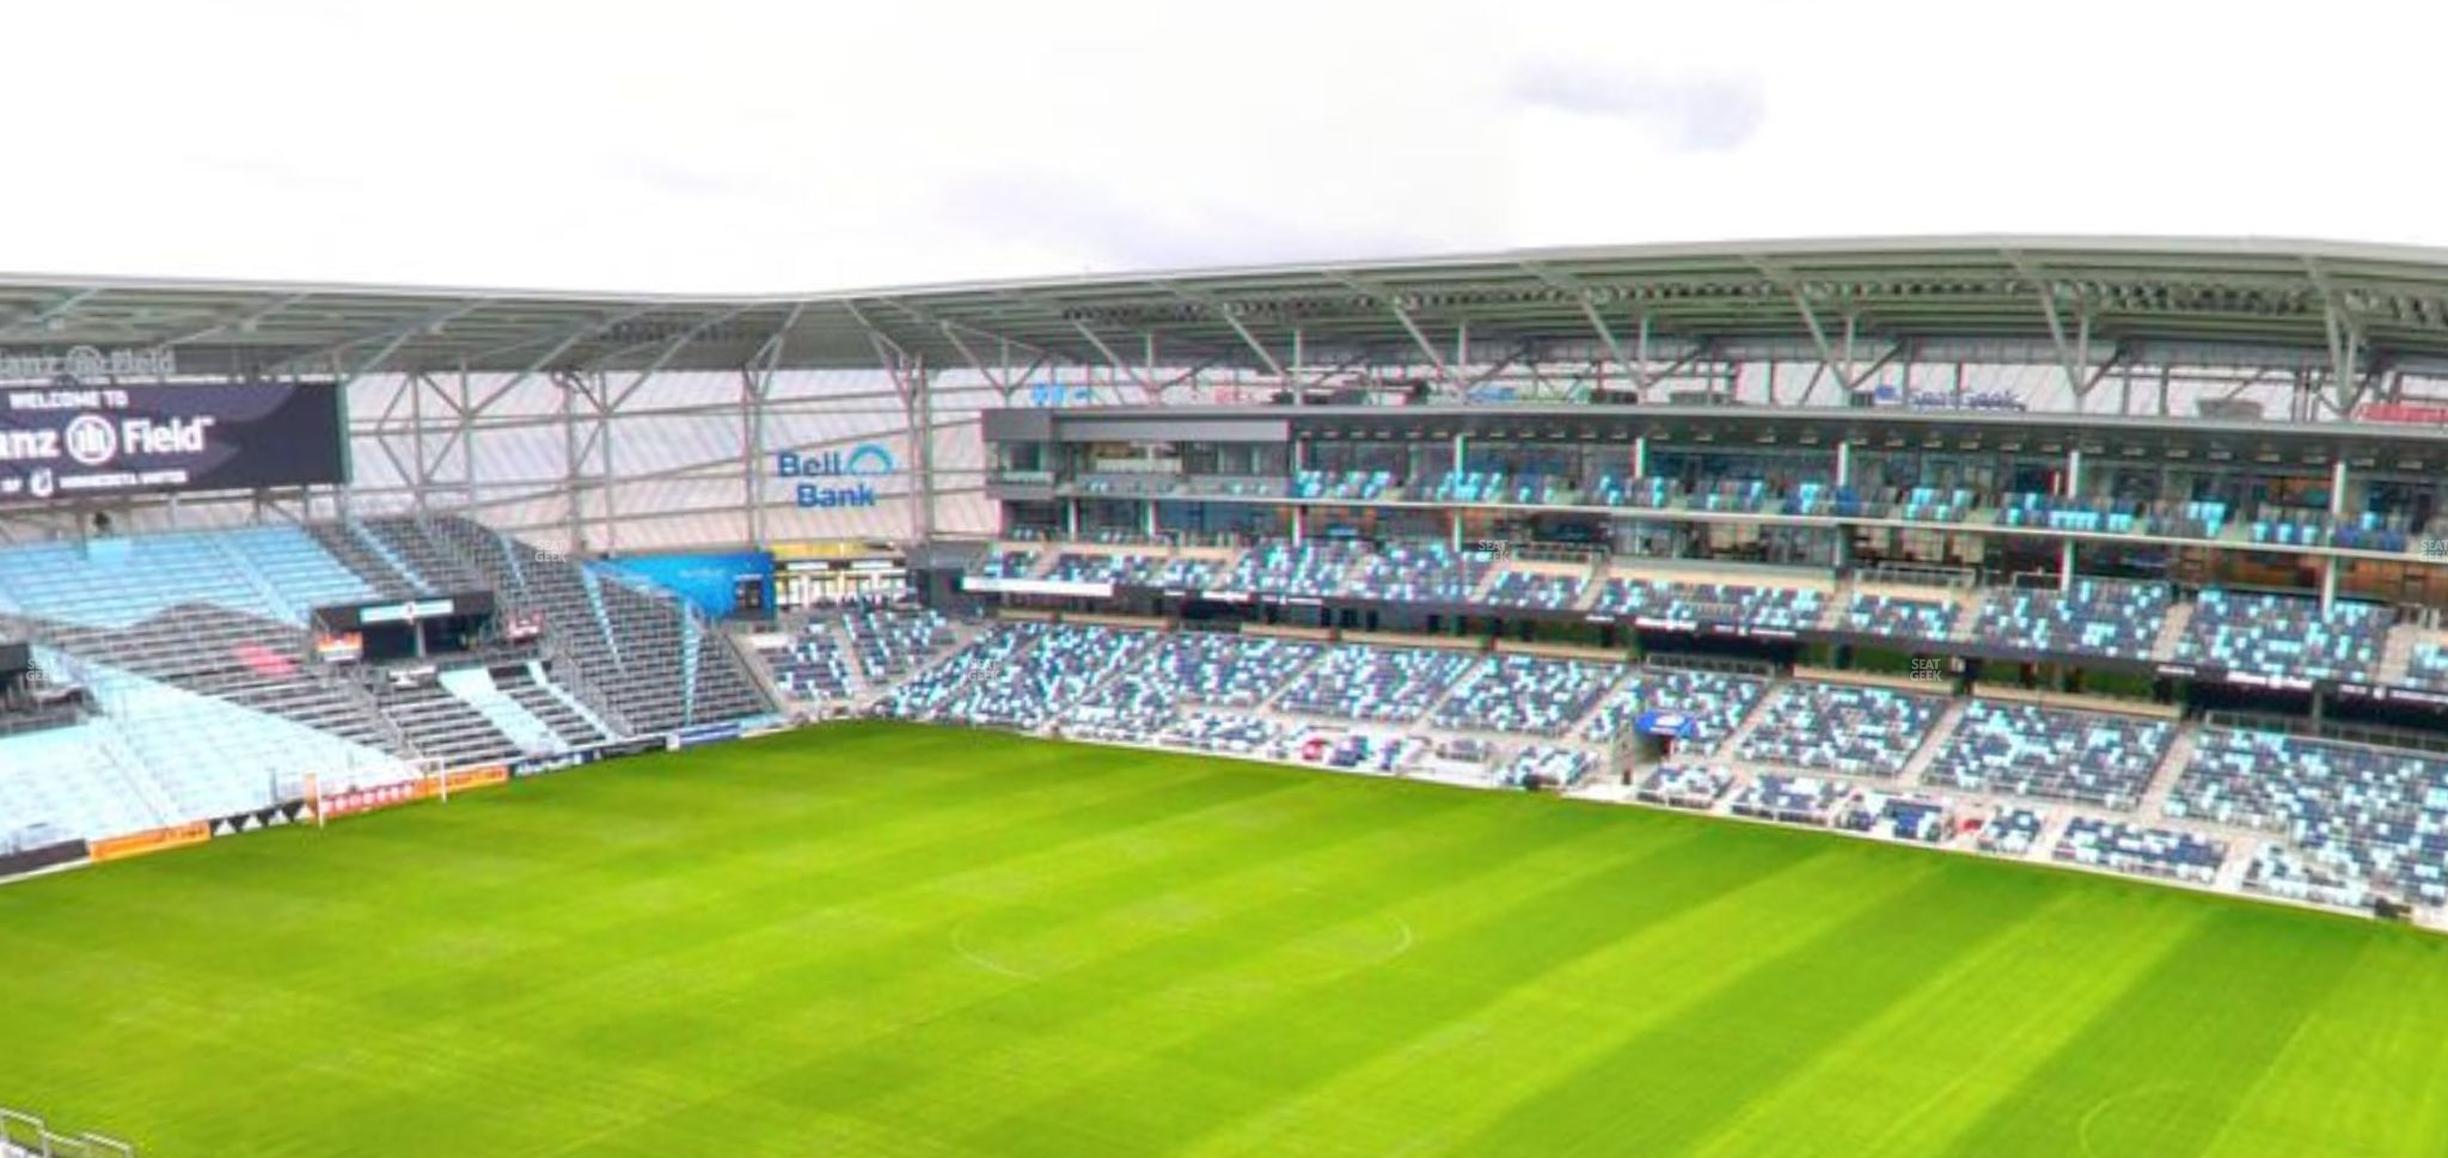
[89,822,212,863]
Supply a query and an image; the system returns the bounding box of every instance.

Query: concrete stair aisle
[307,523,420,601]
[2138,724,2199,820]
[1894,697,1970,787]
[2376,624,2423,687]
[2152,600,2195,661]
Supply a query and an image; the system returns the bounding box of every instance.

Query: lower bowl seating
[1581,669,1766,754]
[1731,774,1850,826]
[1636,763,1737,809]
[2053,817,2226,885]
[1277,645,1477,723]
[1431,655,1620,737]
[2167,728,2448,907]
[1975,807,2048,856]
[1736,683,1943,778]
[1924,701,2173,810]
[1838,792,1953,843]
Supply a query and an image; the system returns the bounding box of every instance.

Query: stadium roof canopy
[8,235,2448,388]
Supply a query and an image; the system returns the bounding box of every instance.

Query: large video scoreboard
[0,365,347,504]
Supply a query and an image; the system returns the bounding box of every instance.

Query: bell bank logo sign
[778,442,895,509]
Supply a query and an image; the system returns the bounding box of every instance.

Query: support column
[1145,500,1158,540]
[2321,554,2339,612]
[1290,329,1305,406]
[1290,505,1305,547]
[1065,498,1079,540]
[1835,441,1852,488]
[1450,510,1463,552]
[1633,435,1648,479]
[2065,447,2084,497]
[2061,541,2077,591]
[1454,433,1467,474]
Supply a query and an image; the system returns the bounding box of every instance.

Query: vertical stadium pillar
[1145,500,1158,540]
[1450,510,1463,553]
[2322,457,2349,613]
[1633,436,1648,480]
[1291,505,1305,547]
[1454,434,1467,475]
[1065,499,1079,540]
[2060,540,2076,592]
[2065,447,2084,497]
[1290,329,1305,406]
[1835,440,1852,488]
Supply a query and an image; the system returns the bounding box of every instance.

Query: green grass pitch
[9,721,2448,1156]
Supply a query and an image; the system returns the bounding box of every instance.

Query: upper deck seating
[1998,493,2146,534]
[1214,539,1363,598]
[1838,593,1961,641]
[1044,552,1220,589]
[1895,487,1975,523]
[1291,469,1393,501]
[2173,590,2388,683]
[1970,579,2169,660]
[972,550,1039,580]
[1482,570,1586,610]
[1344,543,1490,604]
[1591,475,1675,509]
[1590,579,1824,631]
[2408,643,2448,693]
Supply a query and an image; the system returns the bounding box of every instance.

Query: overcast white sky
[4,1,2430,293]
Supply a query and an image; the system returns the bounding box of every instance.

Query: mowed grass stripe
[961,815,1850,1154]
[445,769,1499,1137]
[1937,905,2370,1157]
[1179,837,1975,1156]
[593,783,1665,1152]
[2196,930,2448,1158]
[6,723,2448,1156]
[229,754,1321,1148]
[1449,856,2056,1156]
[1682,883,2215,1157]
[0,733,1274,1153]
